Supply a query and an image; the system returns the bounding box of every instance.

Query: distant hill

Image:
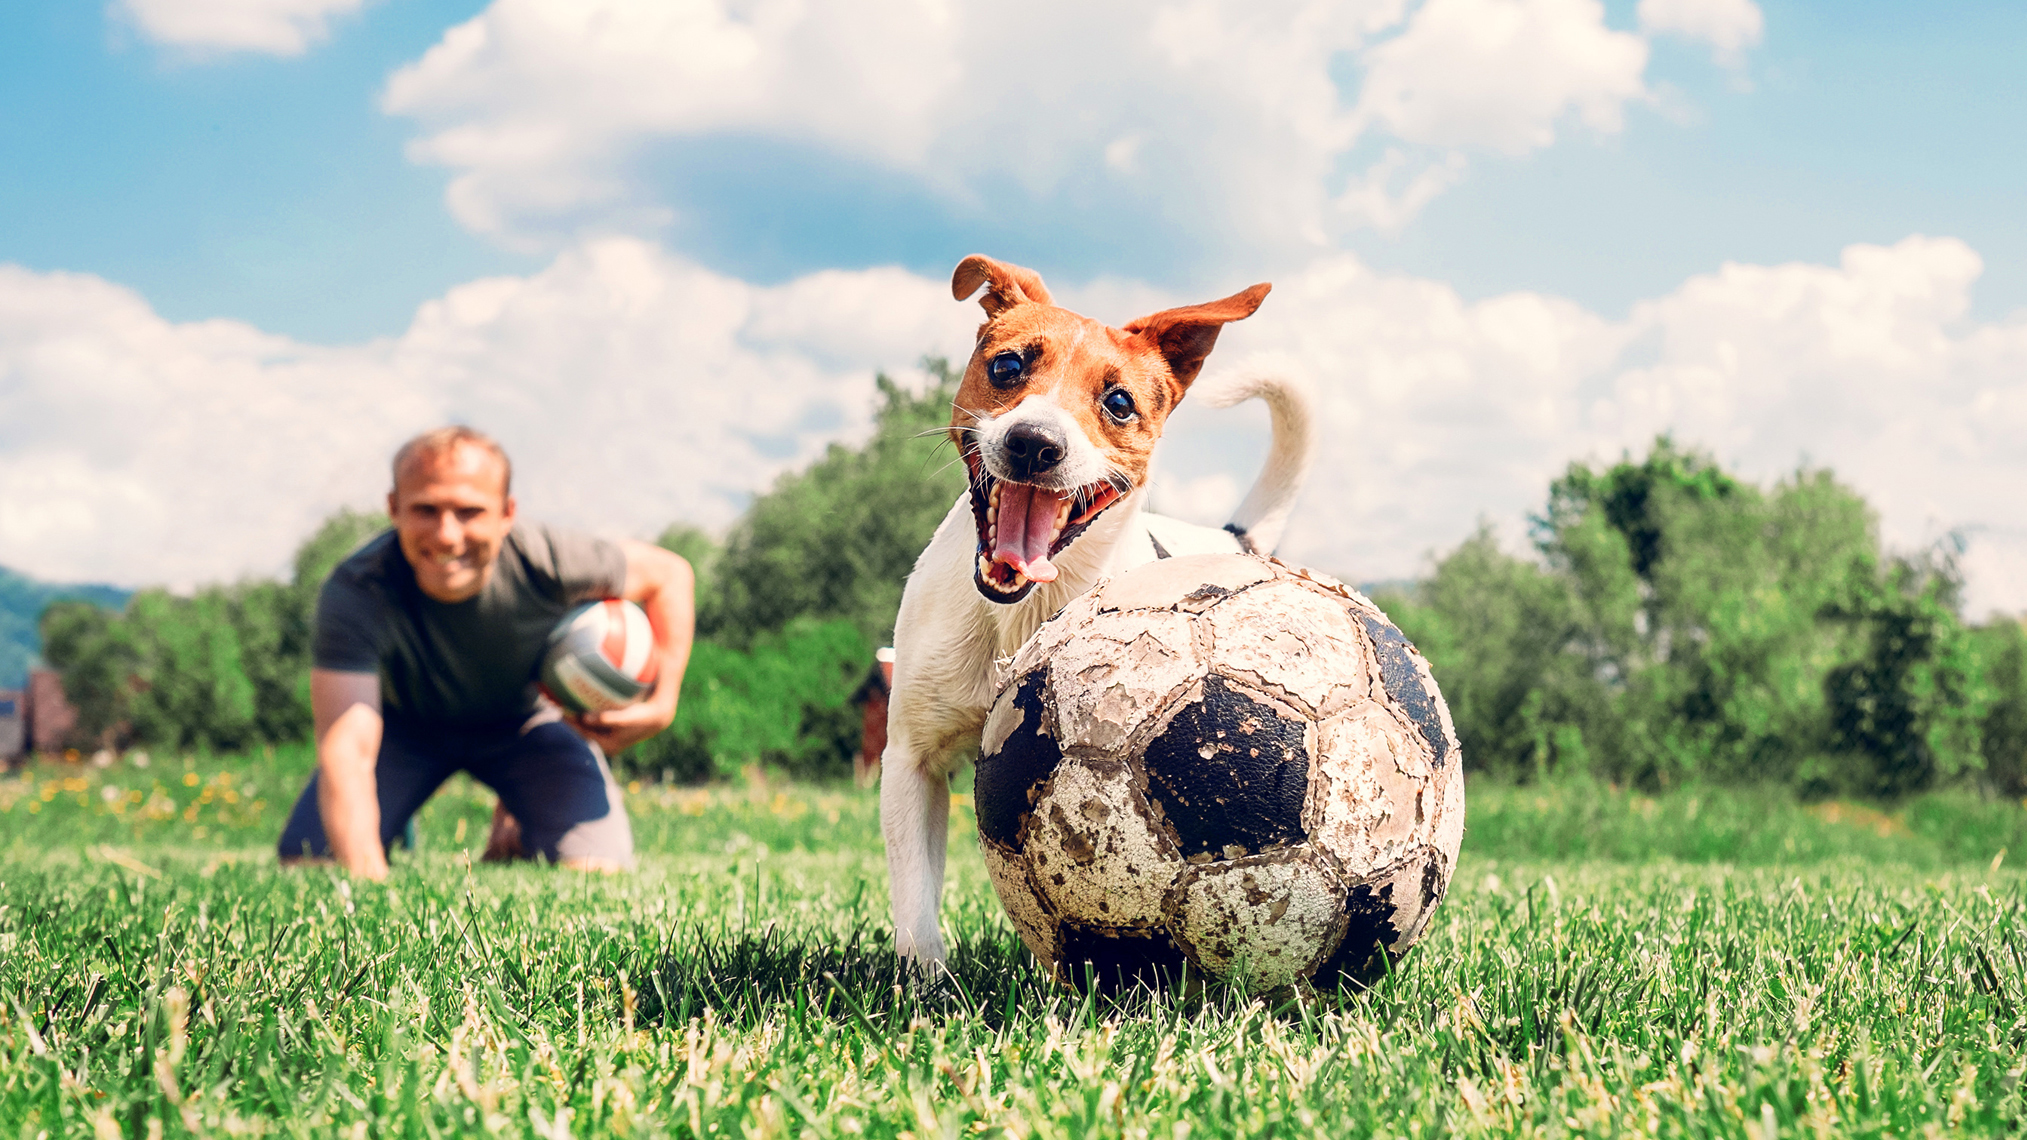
[0,566,129,689]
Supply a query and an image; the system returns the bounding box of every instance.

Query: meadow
[5,749,2027,1137]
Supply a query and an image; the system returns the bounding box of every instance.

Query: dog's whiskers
[949,401,996,427]
[921,437,980,478]
[927,452,973,479]
[912,425,979,441]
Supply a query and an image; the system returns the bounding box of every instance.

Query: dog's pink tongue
[994,483,1065,583]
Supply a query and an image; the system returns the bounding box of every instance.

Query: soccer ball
[539,599,659,715]
[973,553,1464,994]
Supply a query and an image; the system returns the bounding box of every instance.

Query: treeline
[38,362,967,779]
[39,384,2027,799]
[1375,440,2027,798]
[0,567,128,689]
[39,512,385,751]
[635,361,966,779]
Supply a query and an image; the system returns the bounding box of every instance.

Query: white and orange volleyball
[538,599,659,715]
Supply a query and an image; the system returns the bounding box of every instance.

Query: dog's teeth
[990,483,1001,507]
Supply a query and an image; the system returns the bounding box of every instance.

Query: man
[277,426,694,877]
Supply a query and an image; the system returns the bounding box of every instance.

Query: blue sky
[0,0,519,342]
[6,0,2023,341]
[3,0,2025,613]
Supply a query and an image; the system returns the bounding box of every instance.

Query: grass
[5,750,2027,1137]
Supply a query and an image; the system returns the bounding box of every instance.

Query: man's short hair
[391,426,513,498]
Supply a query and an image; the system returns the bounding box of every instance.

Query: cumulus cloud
[1637,0,1764,66]
[6,235,2023,614]
[113,0,373,55]
[1352,0,1649,153]
[381,0,1708,250]
[0,244,965,588]
[1139,236,2027,616]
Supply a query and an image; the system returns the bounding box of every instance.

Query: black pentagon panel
[974,671,1062,848]
[1357,614,1449,767]
[1058,925,1190,994]
[1312,880,1404,990]
[1137,674,1309,859]
[1313,852,1445,990]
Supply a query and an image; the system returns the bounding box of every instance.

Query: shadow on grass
[631,924,1399,1034]
[635,924,1074,1032]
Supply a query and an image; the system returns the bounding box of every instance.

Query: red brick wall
[27,669,78,753]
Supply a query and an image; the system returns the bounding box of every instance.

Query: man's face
[387,444,516,603]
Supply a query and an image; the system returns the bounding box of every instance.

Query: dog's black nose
[1001,421,1068,480]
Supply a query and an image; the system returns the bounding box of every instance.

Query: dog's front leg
[880,731,952,967]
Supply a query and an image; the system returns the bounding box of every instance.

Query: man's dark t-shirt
[314,525,628,726]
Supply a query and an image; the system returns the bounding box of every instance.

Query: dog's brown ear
[952,255,1054,318]
[1124,283,1271,388]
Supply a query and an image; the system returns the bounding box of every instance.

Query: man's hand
[305,669,389,880]
[567,693,675,754]
[569,540,695,756]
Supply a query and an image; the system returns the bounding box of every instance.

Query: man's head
[387,427,517,603]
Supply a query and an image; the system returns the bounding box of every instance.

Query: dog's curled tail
[1194,359,1315,554]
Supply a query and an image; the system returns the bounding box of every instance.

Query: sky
[2,0,2024,616]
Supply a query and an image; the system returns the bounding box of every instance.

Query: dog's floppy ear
[1124,283,1271,388]
[952,255,1054,318]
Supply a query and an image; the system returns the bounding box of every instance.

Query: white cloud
[11,234,2016,615]
[382,0,1695,250]
[113,0,373,55]
[1637,0,1764,67]
[1141,236,2027,616]
[0,244,965,588]
[1352,0,1649,153]
[1333,148,1471,233]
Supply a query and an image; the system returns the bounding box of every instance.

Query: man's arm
[573,541,695,754]
[310,668,389,879]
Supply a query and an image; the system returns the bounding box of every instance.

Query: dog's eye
[1102,388,1137,422]
[988,352,1024,388]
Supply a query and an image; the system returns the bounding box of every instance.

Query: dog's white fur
[880,366,1315,965]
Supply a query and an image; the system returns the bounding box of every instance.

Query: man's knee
[486,724,636,868]
[550,801,636,869]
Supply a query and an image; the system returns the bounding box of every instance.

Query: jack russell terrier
[880,254,1315,967]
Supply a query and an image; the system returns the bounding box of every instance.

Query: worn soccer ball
[974,553,1464,994]
[539,599,659,715]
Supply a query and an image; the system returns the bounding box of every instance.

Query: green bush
[1970,619,2027,795]
[38,510,385,752]
[1382,438,2004,797]
[626,618,872,782]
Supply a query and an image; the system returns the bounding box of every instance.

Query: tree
[38,509,387,753]
[1821,549,1986,797]
[626,361,967,778]
[1373,527,1582,779]
[1400,438,1989,796]
[1972,620,2027,795]
[707,359,967,647]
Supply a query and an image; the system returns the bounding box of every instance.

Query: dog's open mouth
[967,463,1125,603]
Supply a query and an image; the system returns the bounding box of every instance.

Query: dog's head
[948,254,1270,604]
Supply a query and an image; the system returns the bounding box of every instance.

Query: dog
[880,254,1315,967]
